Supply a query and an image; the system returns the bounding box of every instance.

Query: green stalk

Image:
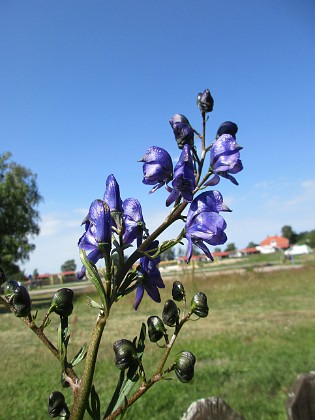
[70,310,107,419]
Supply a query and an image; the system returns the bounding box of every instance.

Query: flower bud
[0,267,7,285]
[216,121,238,139]
[12,285,32,317]
[162,299,179,327]
[172,281,185,302]
[50,288,74,317]
[169,114,194,149]
[197,89,214,113]
[174,350,196,383]
[191,292,209,318]
[147,316,166,342]
[113,339,138,370]
[3,280,19,297]
[48,391,68,418]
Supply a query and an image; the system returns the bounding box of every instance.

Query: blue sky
[1,0,315,275]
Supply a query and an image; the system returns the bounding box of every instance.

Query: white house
[284,244,313,256]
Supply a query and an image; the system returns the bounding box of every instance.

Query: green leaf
[87,297,104,310]
[70,343,88,367]
[105,364,139,417]
[80,249,109,315]
[87,385,101,420]
[103,370,125,418]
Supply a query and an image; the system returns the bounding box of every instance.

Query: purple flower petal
[140,146,173,190]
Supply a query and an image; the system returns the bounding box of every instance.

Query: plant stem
[106,314,190,419]
[70,310,107,420]
[115,201,188,286]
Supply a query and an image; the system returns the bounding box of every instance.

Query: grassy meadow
[1,257,315,419]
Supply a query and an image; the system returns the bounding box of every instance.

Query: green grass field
[1,257,315,419]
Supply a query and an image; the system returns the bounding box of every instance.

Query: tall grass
[1,261,315,419]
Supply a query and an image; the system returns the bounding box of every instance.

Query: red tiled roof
[240,247,260,254]
[260,235,289,249]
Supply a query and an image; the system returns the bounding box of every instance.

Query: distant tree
[160,248,176,261]
[0,152,42,277]
[214,247,222,252]
[61,259,77,272]
[247,241,258,248]
[177,247,185,257]
[281,225,298,244]
[224,243,236,252]
[297,229,315,248]
[33,268,39,279]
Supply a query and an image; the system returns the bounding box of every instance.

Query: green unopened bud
[172,281,185,302]
[0,267,7,285]
[50,288,74,317]
[12,285,32,317]
[113,339,138,370]
[191,292,209,318]
[147,316,166,342]
[3,280,19,297]
[174,350,196,383]
[162,299,179,327]
[48,391,69,418]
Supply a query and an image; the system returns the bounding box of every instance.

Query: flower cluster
[77,174,147,282]
[77,88,243,309]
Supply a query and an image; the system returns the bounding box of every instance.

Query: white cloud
[22,209,86,275]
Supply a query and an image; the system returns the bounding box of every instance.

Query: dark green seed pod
[172,281,185,302]
[174,350,196,383]
[0,267,7,285]
[162,299,179,327]
[147,315,166,343]
[12,285,32,317]
[48,391,68,418]
[50,288,74,317]
[191,292,209,318]
[113,339,138,370]
[3,280,19,297]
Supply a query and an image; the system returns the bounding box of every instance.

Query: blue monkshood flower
[184,194,228,263]
[166,144,195,207]
[206,134,243,186]
[169,114,194,149]
[122,198,147,247]
[103,174,123,230]
[103,174,123,213]
[216,121,238,139]
[139,146,173,193]
[197,89,214,113]
[134,241,165,310]
[185,190,231,227]
[77,199,111,280]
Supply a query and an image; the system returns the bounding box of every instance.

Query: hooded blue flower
[184,192,228,263]
[166,144,195,207]
[134,241,165,310]
[169,114,194,149]
[122,198,146,247]
[185,190,231,227]
[77,199,111,280]
[139,146,173,193]
[103,174,122,213]
[206,134,243,186]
